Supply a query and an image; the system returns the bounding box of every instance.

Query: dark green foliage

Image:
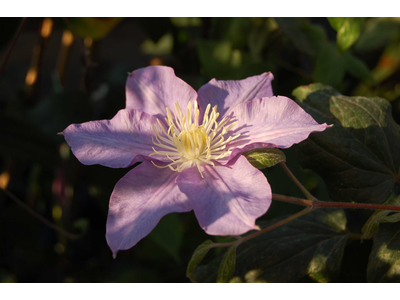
[1,17,400,283]
[293,84,400,204]
[368,222,400,282]
[194,209,348,283]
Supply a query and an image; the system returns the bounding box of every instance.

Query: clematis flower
[63,66,328,256]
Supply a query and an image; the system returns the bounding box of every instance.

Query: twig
[239,207,312,243]
[1,187,79,240]
[0,17,26,77]
[313,199,400,212]
[280,162,316,201]
[272,193,312,207]
[212,207,312,248]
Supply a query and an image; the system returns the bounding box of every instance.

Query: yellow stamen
[150,101,240,178]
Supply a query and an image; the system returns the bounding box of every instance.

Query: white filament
[149,101,240,178]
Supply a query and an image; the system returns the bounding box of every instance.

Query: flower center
[150,101,240,178]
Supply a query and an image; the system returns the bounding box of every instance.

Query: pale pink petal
[227,96,329,158]
[197,72,274,119]
[106,161,192,256]
[176,155,271,236]
[63,109,168,168]
[125,65,198,118]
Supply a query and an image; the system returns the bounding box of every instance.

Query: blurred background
[1,17,400,283]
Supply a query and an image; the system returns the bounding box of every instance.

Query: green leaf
[313,43,373,88]
[293,83,400,204]
[217,245,237,283]
[313,43,347,89]
[197,40,236,79]
[197,40,269,80]
[224,18,252,50]
[354,18,400,53]
[141,33,173,55]
[327,17,346,31]
[362,195,400,239]
[274,17,316,56]
[367,222,400,282]
[370,41,400,85]
[243,148,286,169]
[194,209,348,283]
[148,214,184,263]
[170,17,201,27]
[186,240,216,282]
[343,51,374,84]
[66,17,123,40]
[329,18,365,52]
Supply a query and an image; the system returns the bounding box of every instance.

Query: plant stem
[239,207,312,244]
[313,199,400,212]
[1,187,80,240]
[272,193,400,212]
[211,207,312,248]
[272,193,312,207]
[0,17,26,77]
[280,162,316,201]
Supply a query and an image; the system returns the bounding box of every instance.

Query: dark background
[1,17,399,282]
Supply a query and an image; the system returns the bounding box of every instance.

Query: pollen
[149,101,240,178]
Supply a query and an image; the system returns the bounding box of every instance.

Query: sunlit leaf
[328,17,346,31]
[66,17,123,40]
[141,33,173,55]
[194,209,348,283]
[243,148,286,169]
[186,240,216,282]
[368,222,400,282]
[197,40,268,80]
[217,245,237,283]
[329,17,365,52]
[170,17,201,27]
[293,84,400,204]
[362,196,400,239]
[371,41,400,85]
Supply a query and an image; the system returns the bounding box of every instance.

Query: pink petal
[63,109,168,168]
[125,66,198,118]
[176,155,271,236]
[197,72,274,119]
[228,96,329,158]
[106,161,192,256]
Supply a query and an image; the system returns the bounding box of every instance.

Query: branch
[280,162,316,201]
[272,193,312,206]
[0,17,26,77]
[313,199,400,212]
[1,187,80,240]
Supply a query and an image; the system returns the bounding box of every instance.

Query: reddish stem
[313,200,400,212]
[280,162,315,201]
[272,193,312,207]
[0,17,26,77]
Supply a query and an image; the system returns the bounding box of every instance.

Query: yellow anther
[150,101,240,176]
